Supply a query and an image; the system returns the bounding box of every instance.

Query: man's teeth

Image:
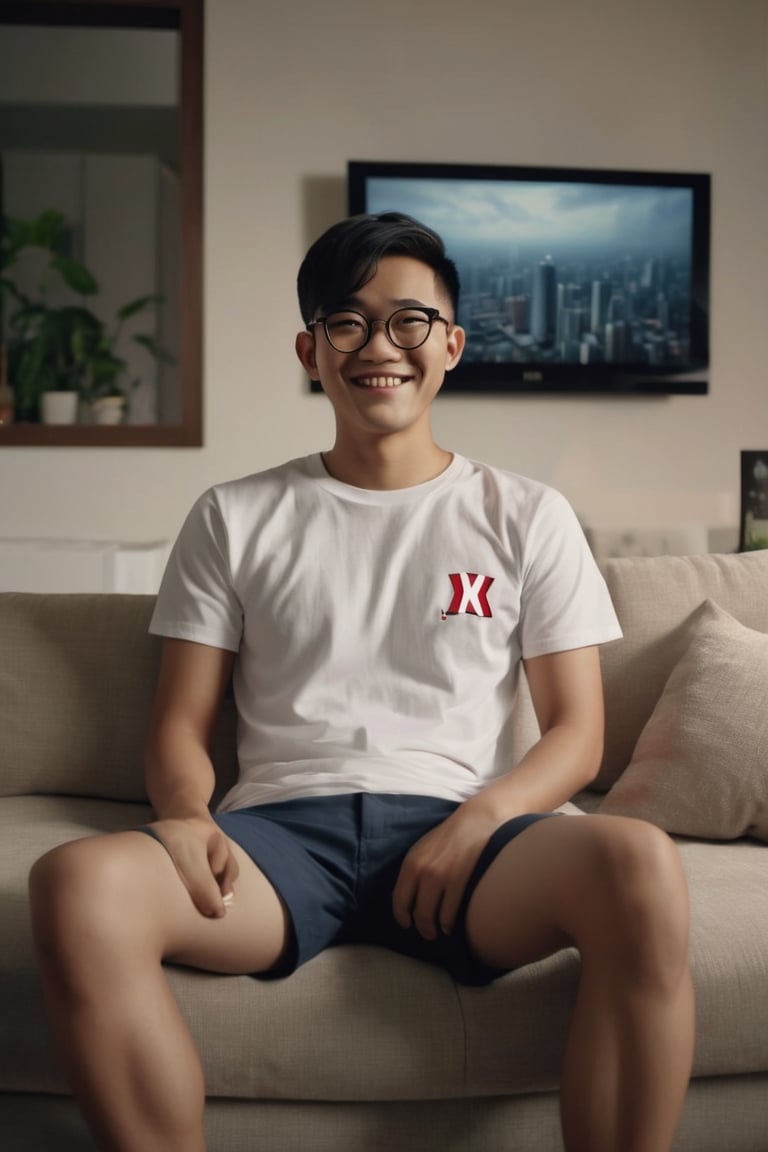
[357,376,403,388]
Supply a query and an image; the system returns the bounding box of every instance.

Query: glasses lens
[321,308,436,351]
[323,312,368,352]
[387,308,433,349]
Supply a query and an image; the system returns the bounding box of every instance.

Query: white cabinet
[0,538,171,593]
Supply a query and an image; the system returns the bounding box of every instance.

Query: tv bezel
[346,159,711,397]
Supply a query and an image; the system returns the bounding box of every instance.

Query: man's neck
[321,438,453,491]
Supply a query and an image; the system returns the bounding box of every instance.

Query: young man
[29,212,694,1152]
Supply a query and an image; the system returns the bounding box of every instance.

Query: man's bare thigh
[150,833,291,974]
[45,829,291,976]
[464,812,672,973]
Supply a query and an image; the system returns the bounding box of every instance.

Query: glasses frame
[307,306,449,353]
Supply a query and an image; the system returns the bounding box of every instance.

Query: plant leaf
[50,257,99,296]
[29,210,68,252]
[116,294,163,320]
[133,332,176,363]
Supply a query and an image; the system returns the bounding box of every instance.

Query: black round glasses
[307,307,449,353]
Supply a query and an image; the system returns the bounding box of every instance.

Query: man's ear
[295,331,320,380]
[444,324,466,373]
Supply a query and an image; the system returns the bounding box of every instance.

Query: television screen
[347,160,710,396]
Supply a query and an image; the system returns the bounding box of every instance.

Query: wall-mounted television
[347,160,711,396]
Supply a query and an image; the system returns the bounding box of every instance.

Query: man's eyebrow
[337,296,432,311]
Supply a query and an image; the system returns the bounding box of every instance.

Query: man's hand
[146,815,239,919]
[391,804,499,941]
[391,645,607,943]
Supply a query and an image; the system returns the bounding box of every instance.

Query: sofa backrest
[597,550,768,790]
[0,590,537,806]
[2,549,767,804]
[0,593,239,804]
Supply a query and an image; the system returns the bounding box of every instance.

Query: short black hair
[297,212,460,325]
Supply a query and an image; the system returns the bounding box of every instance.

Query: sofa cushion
[600,601,768,840]
[0,794,573,1101]
[0,594,240,804]
[0,795,154,1095]
[3,795,768,1105]
[0,593,159,801]
[597,550,768,789]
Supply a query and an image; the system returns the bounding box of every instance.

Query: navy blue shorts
[210,793,552,986]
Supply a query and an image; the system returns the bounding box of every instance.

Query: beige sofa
[2,550,768,1151]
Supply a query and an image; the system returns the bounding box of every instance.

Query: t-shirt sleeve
[149,489,243,652]
[518,488,622,659]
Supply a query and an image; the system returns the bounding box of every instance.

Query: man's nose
[360,319,401,357]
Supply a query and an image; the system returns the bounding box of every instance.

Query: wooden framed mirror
[0,0,203,446]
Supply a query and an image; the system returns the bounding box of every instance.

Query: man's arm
[484,643,606,816]
[392,645,605,940]
[144,637,238,919]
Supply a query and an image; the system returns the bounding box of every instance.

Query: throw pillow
[599,599,768,841]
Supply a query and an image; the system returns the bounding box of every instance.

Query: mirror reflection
[0,2,202,446]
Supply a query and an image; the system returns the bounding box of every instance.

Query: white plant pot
[91,396,126,425]
[40,391,78,425]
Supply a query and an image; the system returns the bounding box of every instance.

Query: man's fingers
[393,858,443,941]
[391,865,416,930]
[176,846,229,918]
[438,887,462,937]
[208,829,239,901]
[411,886,443,941]
[394,854,473,940]
[153,824,227,919]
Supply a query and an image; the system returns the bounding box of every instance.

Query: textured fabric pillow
[596,549,768,789]
[599,599,768,841]
[0,593,159,802]
[0,592,240,805]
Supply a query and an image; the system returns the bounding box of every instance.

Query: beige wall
[1,0,766,545]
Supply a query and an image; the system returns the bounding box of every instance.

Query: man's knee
[29,835,148,972]
[30,839,88,925]
[593,817,687,918]
[579,817,690,984]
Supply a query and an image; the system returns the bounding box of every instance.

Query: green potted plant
[75,294,174,424]
[1,210,173,423]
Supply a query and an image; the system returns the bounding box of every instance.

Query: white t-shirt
[150,453,622,810]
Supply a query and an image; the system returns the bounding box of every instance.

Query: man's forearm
[145,724,218,821]
[466,721,602,825]
[143,637,235,823]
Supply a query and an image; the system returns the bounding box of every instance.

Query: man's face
[296,255,465,443]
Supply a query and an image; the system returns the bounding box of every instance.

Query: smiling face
[296,255,465,453]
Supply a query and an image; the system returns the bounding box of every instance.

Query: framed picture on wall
[739,451,768,551]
